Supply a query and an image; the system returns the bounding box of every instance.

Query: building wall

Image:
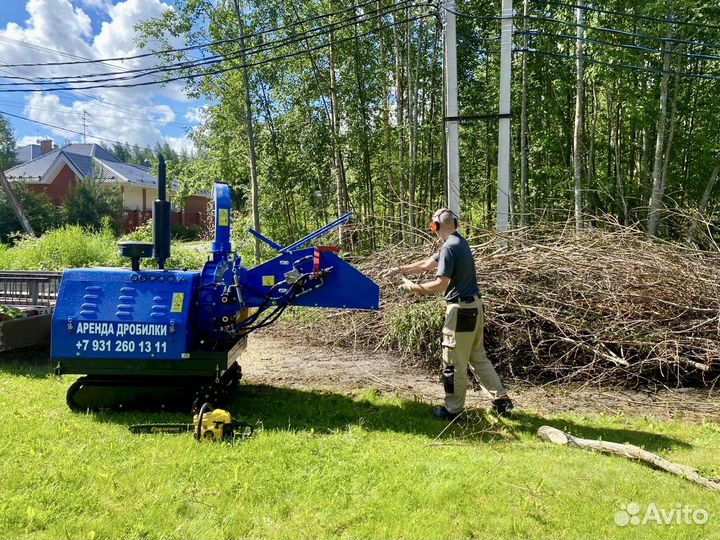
[28,164,76,206]
[183,195,209,227]
[122,184,148,211]
[122,195,208,233]
[122,209,152,233]
[24,165,208,233]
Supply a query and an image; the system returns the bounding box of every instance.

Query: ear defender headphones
[430,208,459,232]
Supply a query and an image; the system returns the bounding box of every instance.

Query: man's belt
[447,295,480,304]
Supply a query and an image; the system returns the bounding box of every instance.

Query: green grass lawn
[0,354,718,540]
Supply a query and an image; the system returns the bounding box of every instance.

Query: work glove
[381,267,402,278]
[398,276,415,295]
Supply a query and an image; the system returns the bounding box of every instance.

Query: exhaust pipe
[153,154,171,269]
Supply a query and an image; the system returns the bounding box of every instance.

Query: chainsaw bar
[128,423,193,435]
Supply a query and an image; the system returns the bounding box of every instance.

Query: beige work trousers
[441,296,507,413]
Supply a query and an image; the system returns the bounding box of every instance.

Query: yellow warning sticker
[262,275,275,287]
[219,208,229,227]
[171,292,184,313]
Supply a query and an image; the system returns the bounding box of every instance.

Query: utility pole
[82,110,91,144]
[496,0,513,234]
[444,0,460,217]
[232,0,261,263]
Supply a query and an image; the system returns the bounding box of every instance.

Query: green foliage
[63,178,123,234]
[0,304,23,320]
[0,224,208,272]
[121,219,153,242]
[101,142,154,167]
[166,245,207,270]
[136,0,720,247]
[171,224,202,241]
[382,300,445,361]
[0,225,121,270]
[120,219,204,243]
[139,243,207,270]
[0,113,15,171]
[0,185,62,243]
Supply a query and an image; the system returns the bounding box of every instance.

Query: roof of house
[4,143,175,190]
[14,144,42,164]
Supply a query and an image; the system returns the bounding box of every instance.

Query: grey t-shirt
[433,232,480,301]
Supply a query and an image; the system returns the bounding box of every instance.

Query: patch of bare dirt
[243,330,720,424]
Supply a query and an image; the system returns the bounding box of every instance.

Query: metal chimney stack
[153,154,171,269]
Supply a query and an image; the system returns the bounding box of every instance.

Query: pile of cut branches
[279,222,720,387]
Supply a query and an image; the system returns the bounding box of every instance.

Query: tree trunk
[538,426,720,492]
[329,35,349,247]
[648,25,673,236]
[573,0,584,231]
[0,170,34,236]
[258,81,294,232]
[486,120,493,228]
[233,0,261,262]
[379,0,393,241]
[353,22,374,248]
[614,101,627,225]
[660,67,681,208]
[688,163,720,244]
[519,0,530,227]
[587,80,597,216]
[393,12,406,241]
[289,3,348,236]
[407,10,418,240]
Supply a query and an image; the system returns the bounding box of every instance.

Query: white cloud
[0,0,191,150]
[184,105,209,124]
[153,104,176,125]
[163,135,195,156]
[79,0,113,14]
[17,135,48,146]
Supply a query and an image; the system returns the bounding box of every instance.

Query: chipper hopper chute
[51,157,379,411]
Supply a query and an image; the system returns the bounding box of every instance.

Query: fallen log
[537,425,720,492]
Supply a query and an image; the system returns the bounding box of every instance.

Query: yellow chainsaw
[129,403,253,442]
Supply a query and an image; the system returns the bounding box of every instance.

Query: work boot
[491,396,515,417]
[432,405,461,421]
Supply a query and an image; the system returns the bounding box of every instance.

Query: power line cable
[521,29,720,62]
[455,28,720,80]
[0,100,190,128]
[0,11,435,92]
[531,0,720,32]
[0,0,425,87]
[0,109,148,147]
[0,0,398,69]
[0,36,135,73]
[515,46,720,81]
[441,7,511,21]
[0,58,191,128]
[444,7,720,51]
[526,14,720,51]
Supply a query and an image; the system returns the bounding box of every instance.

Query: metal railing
[0,271,62,307]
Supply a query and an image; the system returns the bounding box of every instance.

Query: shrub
[63,178,123,233]
[121,219,153,242]
[0,185,62,243]
[0,225,121,270]
[0,224,208,271]
[171,224,202,241]
[381,300,445,362]
[139,243,207,270]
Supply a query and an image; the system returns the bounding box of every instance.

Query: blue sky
[0,0,204,154]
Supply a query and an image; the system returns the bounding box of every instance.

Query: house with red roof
[4,143,208,232]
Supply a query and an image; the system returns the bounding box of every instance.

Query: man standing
[385,208,514,420]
